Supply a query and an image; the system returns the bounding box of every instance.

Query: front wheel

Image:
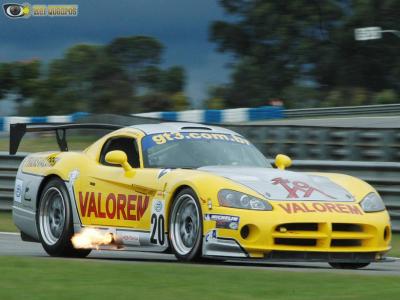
[37,178,91,258]
[169,188,203,261]
[329,262,370,269]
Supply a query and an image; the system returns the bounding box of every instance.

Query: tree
[210,0,400,108]
[0,36,188,115]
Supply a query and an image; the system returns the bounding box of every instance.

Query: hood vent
[180,126,212,131]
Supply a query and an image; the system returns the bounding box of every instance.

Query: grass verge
[0,211,17,232]
[0,256,399,300]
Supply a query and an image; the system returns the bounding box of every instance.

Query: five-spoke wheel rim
[170,194,200,255]
[39,187,66,245]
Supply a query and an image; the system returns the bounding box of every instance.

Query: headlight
[360,192,385,212]
[217,189,272,211]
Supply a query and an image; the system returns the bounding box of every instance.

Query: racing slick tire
[37,178,91,258]
[169,188,203,261]
[329,262,370,269]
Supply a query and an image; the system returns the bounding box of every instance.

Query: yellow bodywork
[21,127,391,258]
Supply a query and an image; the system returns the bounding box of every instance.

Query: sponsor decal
[24,157,51,168]
[68,169,80,185]
[117,231,140,246]
[154,200,163,213]
[204,214,240,230]
[278,202,363,215]
[142,132,250,150]
[14,179,23,203]
[205,229,217,242]
[46,154,59,166]
[78,192,149,221]
[271,177,336,199]
[23,155,59,168]
[157,168,171,179]
[150,199,166,246]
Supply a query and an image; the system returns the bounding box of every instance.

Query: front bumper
[202,202,391,262]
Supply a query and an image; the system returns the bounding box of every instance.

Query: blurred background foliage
[1,0,400,114]
[208,0,400,108]
[0,36,188,114]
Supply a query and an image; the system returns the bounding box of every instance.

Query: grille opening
[240,225,250,239]
[331,239,362,247]
[332,223,363,232]
[276,223,318,232]
[384,226,390,241]
[275,238,317,246]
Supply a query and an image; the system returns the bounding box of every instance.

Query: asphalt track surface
[1,233,400,276]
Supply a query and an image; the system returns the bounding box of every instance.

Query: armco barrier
[0,112,89,132]
[2,103,400,133]
[133,106,284,123]
[0,152,399,232]
[284,103,400,118]
[133,104,400,123]
[228,125,400,162]
[0,107,283,132]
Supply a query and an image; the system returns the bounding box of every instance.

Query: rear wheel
[37,178,91,258]
[169,188,203,261]
[329,262,370,269]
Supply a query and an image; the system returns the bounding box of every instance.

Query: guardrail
[133,106,284,123]
[0,112,89,132]
[228,125,400,162]
[133,104,400,123]
[285,103,400,118]
[2,104,400,133]
[0,153,399,231]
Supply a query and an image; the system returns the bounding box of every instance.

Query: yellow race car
[10,122,391,268]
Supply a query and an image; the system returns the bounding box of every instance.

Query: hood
[198,166,354,202]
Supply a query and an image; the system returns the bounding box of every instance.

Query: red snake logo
[271,177,336,199]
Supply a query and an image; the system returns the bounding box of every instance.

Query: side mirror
[274,154,292,170]
[105,150,134,176]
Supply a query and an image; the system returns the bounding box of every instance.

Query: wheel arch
[166,184,195,224]
[36,174,64,211]
[165,183,204,228]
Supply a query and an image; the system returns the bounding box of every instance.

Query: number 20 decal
[150,214,165,245]
[150,200,166,246]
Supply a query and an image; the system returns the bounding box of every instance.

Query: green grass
[0,256,398,300]
[0,135,98,152]
[0,211,17,232]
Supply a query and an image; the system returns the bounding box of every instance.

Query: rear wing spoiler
[9,123,123,155]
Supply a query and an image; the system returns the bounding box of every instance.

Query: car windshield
[141,132,270,169]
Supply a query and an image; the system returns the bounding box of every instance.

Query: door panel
[76,166,163,230]
[72,134,169,250]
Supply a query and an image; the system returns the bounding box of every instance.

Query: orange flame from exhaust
[71,228,117,250]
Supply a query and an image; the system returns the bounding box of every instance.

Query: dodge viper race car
[10,122,391,269]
